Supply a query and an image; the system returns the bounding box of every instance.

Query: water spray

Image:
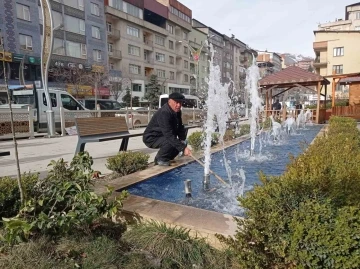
[184,179,192,198]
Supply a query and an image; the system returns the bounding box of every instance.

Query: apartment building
[313,30,360,97]
[0,0,108,91]
[257,51,282,78]
[318,2,360,31]
[104,0,193,102]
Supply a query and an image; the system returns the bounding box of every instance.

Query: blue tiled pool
[122,125,322,216]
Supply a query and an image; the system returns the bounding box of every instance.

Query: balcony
[313,57,327,67]
[107,29,120,40]
[108,50,122,60]
[143,39,154,50]
[144,58,154,66]
[313,41,328,51]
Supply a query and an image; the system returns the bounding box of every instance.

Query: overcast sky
[179,0,357,57]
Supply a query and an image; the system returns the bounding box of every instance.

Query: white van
[4,87,86,132]
[158,94,202,109]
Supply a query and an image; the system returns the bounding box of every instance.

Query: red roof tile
[259,66,328,87]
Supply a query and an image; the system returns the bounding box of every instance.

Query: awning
[339,76,360,85]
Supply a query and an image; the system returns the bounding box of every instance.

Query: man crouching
[143,92,192,166]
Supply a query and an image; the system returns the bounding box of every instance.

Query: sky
[179,0,357,57]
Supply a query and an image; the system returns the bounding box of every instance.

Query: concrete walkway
[0,127,202,178]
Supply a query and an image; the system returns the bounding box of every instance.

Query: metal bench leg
[119,138,129,151]
[75,140,86,156]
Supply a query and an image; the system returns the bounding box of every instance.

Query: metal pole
[40,0,55,137]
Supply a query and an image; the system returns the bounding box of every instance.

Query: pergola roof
[259,66,330,88]
[339,76,360,85]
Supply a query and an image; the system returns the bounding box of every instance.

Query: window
[66,40,87,58]
[129,64,140,74]
[107,22,112,33]
[109,0,123,10]
[63,0,84,11]
[357,12,360,20]
[53,38,65,55]
[19,34,33,51]
[355,26,360,30]
[169,56,174,65]
[169,40,174,50]
[167,24,174,34]
[170,71,175,80]
[156,52,165,62]
[38,6,43,24]
[93,50,102,62]
[184,46,188,55]
[109,63,115,70]
[184,74,188,82]
[170,6,191,23]
[183,31,188,40]
[155,35,165,46]
[108,43,113,52]
[64,15,85,35]
[16,4,30,21]
[333,47,344,57]
[128,45,140,56]
[91,3,100,16]
[52,11,63,28]
[123,1,143,19]
[92,26,101,39]
[43,93,57,107]
[333,65,343,74]
[184,60,188,69]
[61,94,83,110]
[127,26,140,37]
[132,84,142,92]
[157,69,166,78]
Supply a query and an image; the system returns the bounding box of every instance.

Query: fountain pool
[122,125,322,216]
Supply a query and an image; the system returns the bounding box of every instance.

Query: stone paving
[0,127,203,178]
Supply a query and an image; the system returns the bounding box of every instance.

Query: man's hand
[183,147,192,156]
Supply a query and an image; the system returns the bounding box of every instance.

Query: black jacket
[143,103,186,152]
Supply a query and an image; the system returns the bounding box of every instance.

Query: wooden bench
[74,117,143,155]
[0,151,10,157]
[74,117,202,155]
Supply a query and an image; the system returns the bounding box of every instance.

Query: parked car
[115,107,149,128]
[79,99,126,110]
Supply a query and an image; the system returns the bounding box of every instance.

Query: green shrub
[2,152,128,245]
[223,129,235,141]
[187,131,203,151]
[106,151,149,176]
[218,117,360,268]
[238,124,250,136]
[289,199,360,269]
[211,132,220,146]
[0,173,39,220]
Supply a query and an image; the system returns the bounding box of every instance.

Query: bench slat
[76,117,129,137]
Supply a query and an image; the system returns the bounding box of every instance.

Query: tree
[122,88,131,107]
[144,75,162,109]
[122,89,139,107]
[109,81,124,102]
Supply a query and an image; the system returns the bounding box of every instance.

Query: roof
[346,2,360,20]
[259,66,329,87]
[339,76,360,84]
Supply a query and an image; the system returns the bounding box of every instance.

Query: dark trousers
[145,136,180,162]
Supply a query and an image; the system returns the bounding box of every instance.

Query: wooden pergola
[259,66,330,123]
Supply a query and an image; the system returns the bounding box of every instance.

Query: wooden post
[324,84,327,108]
[332,78,336,107]
[316,81,321,123]
[265,90,269,116]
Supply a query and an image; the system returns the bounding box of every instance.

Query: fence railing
[261,108,319,123]
[0,107,36,138]
[59,107,206,136]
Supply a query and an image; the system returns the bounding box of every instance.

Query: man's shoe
[154,158,170,166]
[157,160,170,166]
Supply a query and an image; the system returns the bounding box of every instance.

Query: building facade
[104,0,194,103]
[313,30,360,98]
[256,51,282,78]
[318,2,360,31]
[0,0,108,94]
